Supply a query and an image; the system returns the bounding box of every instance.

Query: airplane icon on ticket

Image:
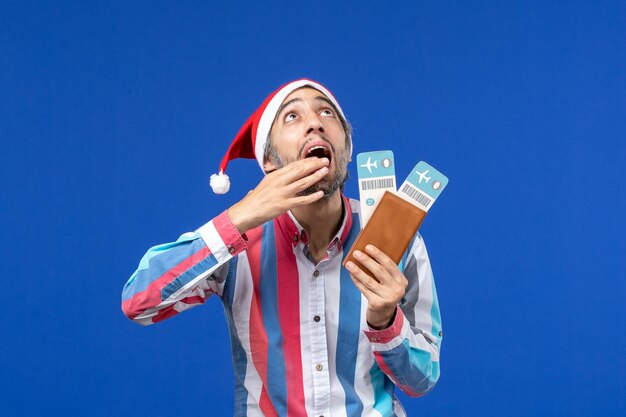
[360,157,378,174]
[416,169,431,184]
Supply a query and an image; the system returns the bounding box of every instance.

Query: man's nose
[306,113,325,135]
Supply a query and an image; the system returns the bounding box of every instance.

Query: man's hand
[345,244,408,329]
[227,157,330,234]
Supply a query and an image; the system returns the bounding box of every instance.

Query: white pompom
[210,172,230,194]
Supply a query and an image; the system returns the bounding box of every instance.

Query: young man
[122,79,442,417]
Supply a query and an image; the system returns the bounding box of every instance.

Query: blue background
[1,1,624,416]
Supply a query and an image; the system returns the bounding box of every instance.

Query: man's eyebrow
[276,98,302,118]
[276,95,338,119]
[314,96,335,108]
[316,96,343,119]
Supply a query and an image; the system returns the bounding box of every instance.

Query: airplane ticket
[356,150,397,228]
[397,161,449,212]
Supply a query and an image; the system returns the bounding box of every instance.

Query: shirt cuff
[364,307,405,344]
[197,210,247,262]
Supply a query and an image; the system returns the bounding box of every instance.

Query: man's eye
[285,112,298,122]
[320,108,334,117]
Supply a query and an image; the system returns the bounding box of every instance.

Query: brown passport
[343,191,427,280]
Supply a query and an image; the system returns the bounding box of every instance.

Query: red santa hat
[210,78,348,194]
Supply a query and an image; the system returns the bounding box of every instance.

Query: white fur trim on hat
[254,80,346,171]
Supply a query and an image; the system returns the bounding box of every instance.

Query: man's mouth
[302,140,333,164]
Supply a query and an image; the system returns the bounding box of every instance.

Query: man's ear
[263,159,278,174]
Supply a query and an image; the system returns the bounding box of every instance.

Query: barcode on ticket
[360,177,395,191]
[400,183,432,209]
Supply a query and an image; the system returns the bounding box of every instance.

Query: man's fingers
[352,250,393,284]
[364,245,404,282]
[288,157,330,182]
[274,157,330,184]
[288,165,329,193]
[345,260,385,295]
[290,190,325,207]
[348,272,378,299]
[363,245,395,270]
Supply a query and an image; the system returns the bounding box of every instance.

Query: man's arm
[345,235,442,397]
[121,211,246,325]
[122,157,331,325]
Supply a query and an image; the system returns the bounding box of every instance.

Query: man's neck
[291,191,344,261]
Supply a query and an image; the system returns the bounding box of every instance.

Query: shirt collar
[275,193,354,250]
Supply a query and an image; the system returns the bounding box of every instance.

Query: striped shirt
[122,195,442,417]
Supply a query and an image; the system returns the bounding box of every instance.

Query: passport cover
[343,190,427,280]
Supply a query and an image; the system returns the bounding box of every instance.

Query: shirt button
[293,234,299,242]
[313,315,321,322]
[371,337,379,342]
[228,246,235,254]
[315,363,323,371]
[313,270,319,277]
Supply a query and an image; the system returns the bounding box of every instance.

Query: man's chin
[298,179,342,200]
[297,185,331,199]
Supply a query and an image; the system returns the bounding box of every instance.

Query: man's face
[265,87,351,198]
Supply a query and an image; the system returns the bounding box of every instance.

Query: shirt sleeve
[121,210,247,325]
[363,233,442,397]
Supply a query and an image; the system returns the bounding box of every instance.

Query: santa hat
[210,78,348,194]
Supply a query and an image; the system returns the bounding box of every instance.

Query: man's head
[263,87,352,198]
[211,79,352,194]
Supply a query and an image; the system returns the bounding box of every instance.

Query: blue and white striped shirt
[122,195,442,416]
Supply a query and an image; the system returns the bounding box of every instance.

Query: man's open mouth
[303,142,333,164]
